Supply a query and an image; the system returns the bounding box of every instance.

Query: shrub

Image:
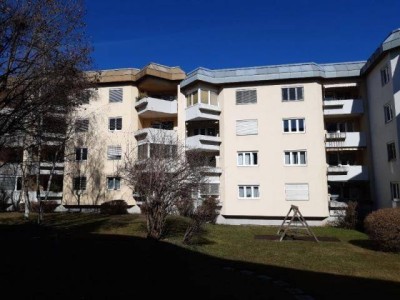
[364,208,400,252]
[183,196,220,244]
[334,201,358,229]
[100,200,128,215]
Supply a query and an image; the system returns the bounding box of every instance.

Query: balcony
[134,128,177,145]
[327,165,368,181]
[186,135,221,152]
[323,99,364,116]
[325,132,366,148]
[186,103,221,121]
[135,97,177,118]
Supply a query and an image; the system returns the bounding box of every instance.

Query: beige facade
[62,64,185,207]
[57,29,400,222]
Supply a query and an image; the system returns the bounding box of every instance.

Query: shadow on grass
[0,221,399,299]
[348,239,380,251]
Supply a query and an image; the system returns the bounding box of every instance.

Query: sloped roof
[181,61,366,87]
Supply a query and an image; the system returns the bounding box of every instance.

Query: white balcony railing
[323,99,364,115]
[327,165,368,181]
[186,135,221,151]
[135,97,177,118]
[134,128,177,145]
[325,132,366,148]
[186,103,221,121]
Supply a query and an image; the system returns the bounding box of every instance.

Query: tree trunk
[146,201,167,240]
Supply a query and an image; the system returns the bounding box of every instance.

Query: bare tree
[0,0,94,150]
[182,196,220,244]
[0,0,96,218]
[121,131,207,240]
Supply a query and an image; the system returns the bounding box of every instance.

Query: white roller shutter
[107,145,122,160]
[285,184,309,201]
[236,119,258,136]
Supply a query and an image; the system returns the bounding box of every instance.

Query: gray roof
[361,28,400,74]
[182,28,400,88]
[181,62,366,87]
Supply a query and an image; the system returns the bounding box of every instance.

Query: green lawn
[0,212,399,299]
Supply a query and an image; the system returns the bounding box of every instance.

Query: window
[109,117,122,131]
[236,119,258,135]
[238,185,260,198]
[109,88,123,103]
[150,144,177,158]
[283,118,305,133]
[186,89,218,107]
[381,65,390,86]
[237,152,258,166]
[384,104,393,123]
[138,144,149,160]
[285,184,309,201]
[282,87,304,101]
[284,151,307,165]
[107,177,121,190]
[200,183,219,196]
[193,128,217,136]
[387,142,396,161]
[390,182,400,200]
[75,148,87,161]
[75,119,89,132]
[107,145,122,160]
[236,90,257,105]
[73,177,87,191]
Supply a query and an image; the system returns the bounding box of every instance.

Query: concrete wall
[366,51,400,208]
[63,85,139,206]
[218,82,329,218]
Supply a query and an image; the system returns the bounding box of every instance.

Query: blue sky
[85,0,400,72]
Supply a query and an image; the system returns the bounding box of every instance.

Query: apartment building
[1,29,398,224]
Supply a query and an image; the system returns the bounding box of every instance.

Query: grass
[0,212,399,299]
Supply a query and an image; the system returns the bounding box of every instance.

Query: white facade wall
[218,82,329,218]
[366,51,400,208]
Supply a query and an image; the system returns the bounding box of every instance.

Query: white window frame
[75,148,87,161]
[283,118,305,133]
[109,117,122,131]
[238,185,260,199]
[284,150,307,166]
[186,88,219,108]
[107,177,121,190]
[73,176,87,191]
[237,151,258,166]
[282,86,304,101]
[384,103,393,123]
[381,65,390,86]
[390,182,400,200]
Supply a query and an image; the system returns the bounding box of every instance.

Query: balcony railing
[327,165,368,181]
[186,103,221,121]
[134,128,177,145]
[325,132,366,148]
[186,135,221,151]
[135,97,177,118]
[323,99,364,115]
